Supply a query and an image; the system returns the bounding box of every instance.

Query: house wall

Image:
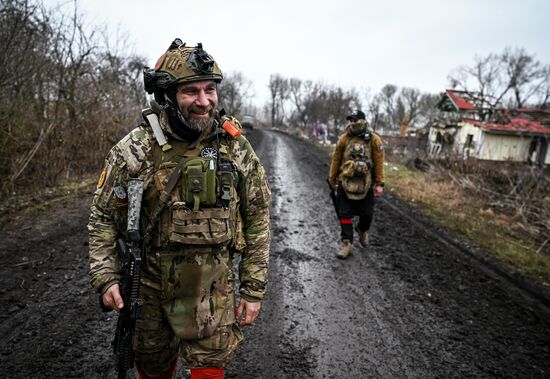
[427,126,458,156]
[428,122,549,164]
[478,133,532,162]
[455,122,483,158]
[427,127,442,155]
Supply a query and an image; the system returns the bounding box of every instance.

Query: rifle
[327,179,340,219]
[100,178,144,379]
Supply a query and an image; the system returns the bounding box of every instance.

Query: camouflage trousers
[134,246,244,375]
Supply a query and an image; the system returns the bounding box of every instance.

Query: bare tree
[268,74,289,127]
[501,47,545,108]
[417,93,442,126]
[364,89,382,131]
[302,82,330,125]
[448,47,548,109]
[537,65,550,107]
[448,53,504,108]
[288,78,306,128]
[217,71,254,117]
[378,84,399,130]
[398,87,422,127]
[0,0,146,197]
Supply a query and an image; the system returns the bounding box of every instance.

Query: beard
[186,117,214,132]
[179,105,215,132]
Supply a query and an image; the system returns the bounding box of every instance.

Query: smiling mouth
[189,108,212,118]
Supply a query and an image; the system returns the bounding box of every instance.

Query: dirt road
[1,129,549,378]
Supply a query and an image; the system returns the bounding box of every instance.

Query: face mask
[349,121,366,136]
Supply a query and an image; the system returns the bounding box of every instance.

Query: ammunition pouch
[218,162,234,203]
[169,202,234,245]
[181,157,217,211]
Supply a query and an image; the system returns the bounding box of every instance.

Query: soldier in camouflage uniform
[328,110,384,259]
[88,38,271,379]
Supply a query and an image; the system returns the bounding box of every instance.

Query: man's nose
[195,90,210,107]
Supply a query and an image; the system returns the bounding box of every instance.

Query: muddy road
[1,129,549,378]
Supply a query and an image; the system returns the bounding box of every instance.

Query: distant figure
[320,123,328,144]
[311,123,319,140]
[327,110,385,259]
[88,38,271,379]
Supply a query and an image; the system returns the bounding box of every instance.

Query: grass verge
[384,160,550,289]
[0,175,97,217]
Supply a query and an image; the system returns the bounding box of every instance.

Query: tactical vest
[142,125,241,250]
[339,133,373,200]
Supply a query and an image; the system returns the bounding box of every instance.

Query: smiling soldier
[88,38,271,379]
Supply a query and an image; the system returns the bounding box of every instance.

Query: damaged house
[427,89,550,166]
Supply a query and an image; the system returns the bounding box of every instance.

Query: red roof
[464,117,550,136]
[512,108,550,115]
[446,90,475,110]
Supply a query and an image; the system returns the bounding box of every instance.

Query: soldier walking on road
[327,110,385,259]
[88,38,271,379]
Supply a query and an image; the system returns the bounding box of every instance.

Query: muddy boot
[336,240,352,259]
[355,226,369,247]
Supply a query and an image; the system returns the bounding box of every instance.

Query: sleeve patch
[97,167,107,189]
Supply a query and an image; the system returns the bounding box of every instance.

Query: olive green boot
[355,226,369,247]
[336,240,352,259]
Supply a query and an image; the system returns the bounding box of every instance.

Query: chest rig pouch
[340,137,373,200]
[147,133,239,248]
[181,157,217,211]
[170,153,236,246]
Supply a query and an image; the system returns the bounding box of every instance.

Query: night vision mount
[187,43,215,75]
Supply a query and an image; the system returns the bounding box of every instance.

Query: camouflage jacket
[88,108,271,302]
[328,123,385,186]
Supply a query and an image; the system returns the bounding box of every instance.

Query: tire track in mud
[229,130,434,378]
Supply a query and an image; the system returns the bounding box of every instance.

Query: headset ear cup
[153,89,165,105]
[143,67,157,94]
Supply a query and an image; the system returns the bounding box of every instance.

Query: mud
[1,129,549,378]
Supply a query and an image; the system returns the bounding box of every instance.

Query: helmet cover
[143,39,223,102]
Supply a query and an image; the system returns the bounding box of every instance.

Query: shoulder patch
[97,166,107,189]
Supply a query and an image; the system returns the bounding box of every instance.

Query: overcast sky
[47,0,550,105]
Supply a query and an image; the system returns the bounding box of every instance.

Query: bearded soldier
[327,110,384,259]
[88,38,271,379]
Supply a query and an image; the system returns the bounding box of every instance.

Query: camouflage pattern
[88,105,270,372]
[150,42,223,90]
[134,247,243,372]
[328,120,385,187]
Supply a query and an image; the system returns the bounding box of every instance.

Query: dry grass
[384,161,550,288]
[0,175,97,217]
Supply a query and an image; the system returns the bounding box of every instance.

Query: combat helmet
[143,38,223,104]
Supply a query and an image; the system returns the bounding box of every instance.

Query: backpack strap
[142,108,172,151]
